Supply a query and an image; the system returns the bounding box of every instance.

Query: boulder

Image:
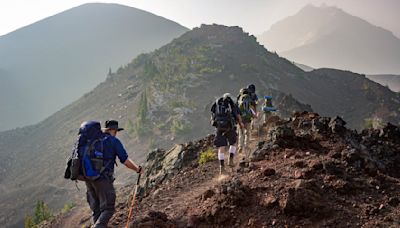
[263,168,276,176]
[329,116,347,134]
[250,142,273,162]
[136,211,176,228]
[280,180,328,218]
[311,117,330,133]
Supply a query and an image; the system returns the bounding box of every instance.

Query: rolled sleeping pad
[263,106,277,112]
[264,95,273,99]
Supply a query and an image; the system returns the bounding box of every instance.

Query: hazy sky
[0,0,399,37]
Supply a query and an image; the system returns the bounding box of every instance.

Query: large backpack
[238,93,254,123]
[64,121,112,181]
[213,98,233,132]
[263,96,277,112]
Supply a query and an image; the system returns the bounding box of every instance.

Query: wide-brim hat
[103,120,124,131]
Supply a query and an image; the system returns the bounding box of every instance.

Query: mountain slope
[0,3,188,131]
[258,5,400,75]
[1,24,399,227]
[367,74,400,92]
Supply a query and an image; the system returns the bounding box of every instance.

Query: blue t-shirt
[90,133,129,175]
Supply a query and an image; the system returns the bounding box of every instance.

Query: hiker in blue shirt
[84,120,143,228]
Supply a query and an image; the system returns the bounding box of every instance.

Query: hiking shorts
[214,128,237,147]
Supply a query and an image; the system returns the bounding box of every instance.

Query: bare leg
[218,147,226,174]
[228,145,237,166]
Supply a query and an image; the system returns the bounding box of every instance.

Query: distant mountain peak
[296,4,350,21]
[301,3,341,11]
[0,2,188,131]
[258,4,400,74]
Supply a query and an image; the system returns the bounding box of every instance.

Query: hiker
[78,120,143,228]
[237,88,256,155]
[262,95,277,125]
[247,84,259,130]
[211,93,244,174]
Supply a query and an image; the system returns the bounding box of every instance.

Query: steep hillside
[367,74,400,92]
[1,24,399,227]
[258,5,400,75]
[0,3,188,131]
[306,68,400,128]
[45,112,400,227]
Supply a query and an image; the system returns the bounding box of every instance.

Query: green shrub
[25,200,53,228]
[364,117,384,129]
[61,202,76,214]
[199,148,217,165]
[24,215,35,228]
[170,119,192,135]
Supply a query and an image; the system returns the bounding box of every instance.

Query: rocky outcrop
[143,135,214,192]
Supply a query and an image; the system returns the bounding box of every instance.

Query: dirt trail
[119,117,273,227]
[51,116,274,228]
[43,205,91,228]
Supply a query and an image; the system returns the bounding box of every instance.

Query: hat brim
[102,127,124,131]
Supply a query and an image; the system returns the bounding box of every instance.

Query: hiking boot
[228,153,234,167]
[219,165,226,175]
[219,160,226,175]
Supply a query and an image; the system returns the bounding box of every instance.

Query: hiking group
[210,84,276,175]
[64,83,275,227]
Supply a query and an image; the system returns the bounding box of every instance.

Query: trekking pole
[258,124,260,141]
[125,172,142,228]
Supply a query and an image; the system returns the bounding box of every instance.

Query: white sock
[218,148,225,160]
[229,145,237,155]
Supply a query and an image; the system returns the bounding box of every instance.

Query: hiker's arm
[113,138,143,173]
[250,106,258,118]
[124,159,143,174]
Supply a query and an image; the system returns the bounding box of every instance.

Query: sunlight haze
[1,0,399,37]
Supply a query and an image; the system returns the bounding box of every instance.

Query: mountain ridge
[367,74,400,92]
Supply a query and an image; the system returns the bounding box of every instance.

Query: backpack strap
[215,98,220,113]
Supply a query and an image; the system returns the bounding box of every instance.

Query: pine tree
[32,200,52,225]
[126,119,135,135]
[135,91,149,136]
